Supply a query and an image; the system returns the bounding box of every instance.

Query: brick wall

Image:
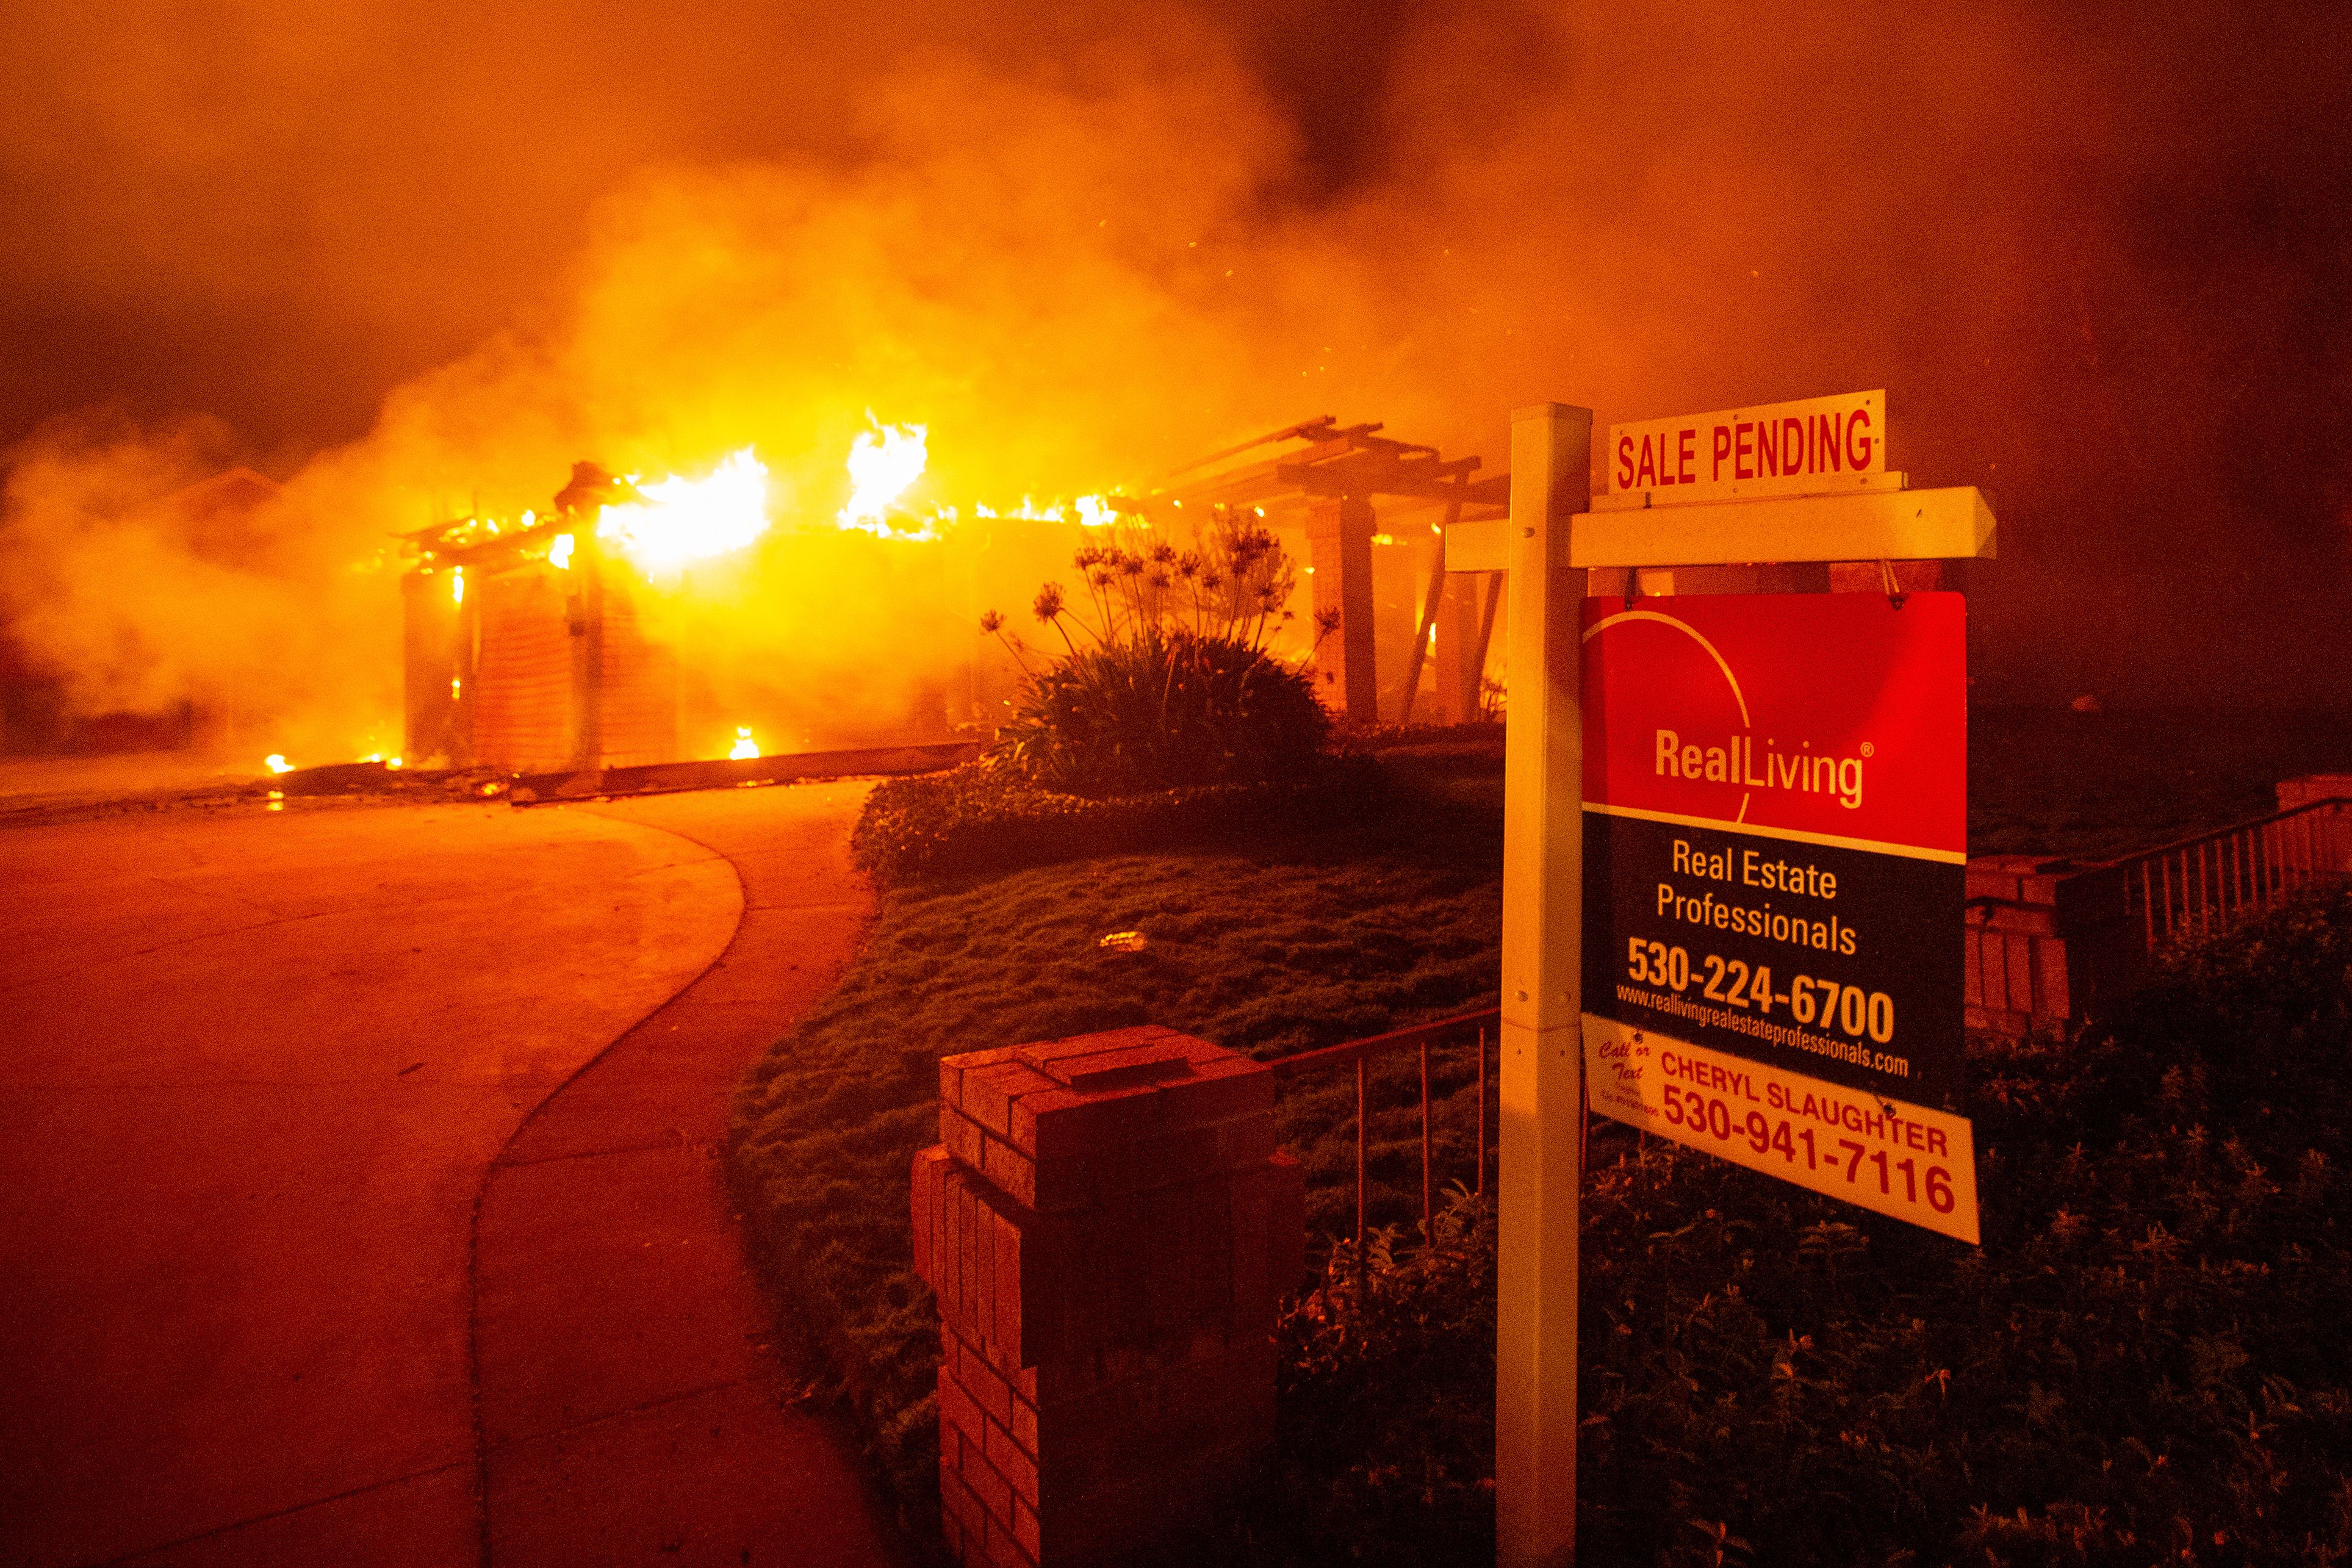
[1969,779,2352,1035]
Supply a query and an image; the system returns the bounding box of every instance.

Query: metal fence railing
[1267,1007,1501,1257]
[2110,796,2351,952]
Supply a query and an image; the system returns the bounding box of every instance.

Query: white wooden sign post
[1495,404,1590,1568]
[1491,397,1998,1568]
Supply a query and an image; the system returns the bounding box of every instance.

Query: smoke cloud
[3,0,2347,761]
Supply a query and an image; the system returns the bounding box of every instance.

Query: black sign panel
[1581,811,1965,1112]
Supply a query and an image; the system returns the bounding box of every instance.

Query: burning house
[399,458,749,771]
[395,415,1507,777]
[400,435,1021,774]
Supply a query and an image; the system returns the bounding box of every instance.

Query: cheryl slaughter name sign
[1578,592,1980,1243]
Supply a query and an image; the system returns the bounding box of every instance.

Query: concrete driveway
[0,785,888,1567]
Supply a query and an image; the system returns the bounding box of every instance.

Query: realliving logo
[1580,592,1966,861]
[1653,730,1869,811]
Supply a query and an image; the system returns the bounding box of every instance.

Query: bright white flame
[548,533,575,569]
[450,567,465,605]
[838,419,928,533]
[387,757,403,769]
[264,755,293,774]
[1076,495,1115,528]
[597,448,770,575]
[729,726,759,761]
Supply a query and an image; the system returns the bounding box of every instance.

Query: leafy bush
[993,627,1331,797]
[983,505,1334,799]
[849,755,1384,887]
[1160,880,2352,1566]
[1221,888,2352,1568]
[1122,1189,1503,1568]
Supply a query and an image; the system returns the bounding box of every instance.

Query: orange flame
[838,419,927,534]
[595,447,770,575]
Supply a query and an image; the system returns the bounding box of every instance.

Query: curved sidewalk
[469,780,908,1567]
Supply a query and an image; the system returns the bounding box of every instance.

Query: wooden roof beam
[1276,450,1483,497]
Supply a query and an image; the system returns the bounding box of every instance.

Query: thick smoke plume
[3,0,2347,762]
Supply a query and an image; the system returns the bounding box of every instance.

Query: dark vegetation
[993,625,1331,798]
[1561,888,2352,1567]
[848,757,1384,888]
[1171,886,2352,1568]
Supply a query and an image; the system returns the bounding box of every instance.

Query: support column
[1496,403,1591,1568]
[1436,572,1492,725]
[1304,495,1376,725]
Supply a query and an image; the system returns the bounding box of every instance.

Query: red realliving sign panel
[1578,592,1980,1243]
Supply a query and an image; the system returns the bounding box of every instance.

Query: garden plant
[981,504,1336,799]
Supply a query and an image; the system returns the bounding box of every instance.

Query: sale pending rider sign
[1579,592,1980,1243]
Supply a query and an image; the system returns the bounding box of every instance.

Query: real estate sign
[1578,591,1980,1243]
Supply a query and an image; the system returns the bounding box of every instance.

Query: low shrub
[849,755,1386,888]
[1214,887,2352,1567]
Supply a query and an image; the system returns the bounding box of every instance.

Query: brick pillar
[1303,495,1376,725]
[2277,778,2352,876]
[912,1026,1304,1567]
[1963,855,2137,1034]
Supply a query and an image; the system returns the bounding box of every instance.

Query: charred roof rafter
[1148,416,1508,519]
